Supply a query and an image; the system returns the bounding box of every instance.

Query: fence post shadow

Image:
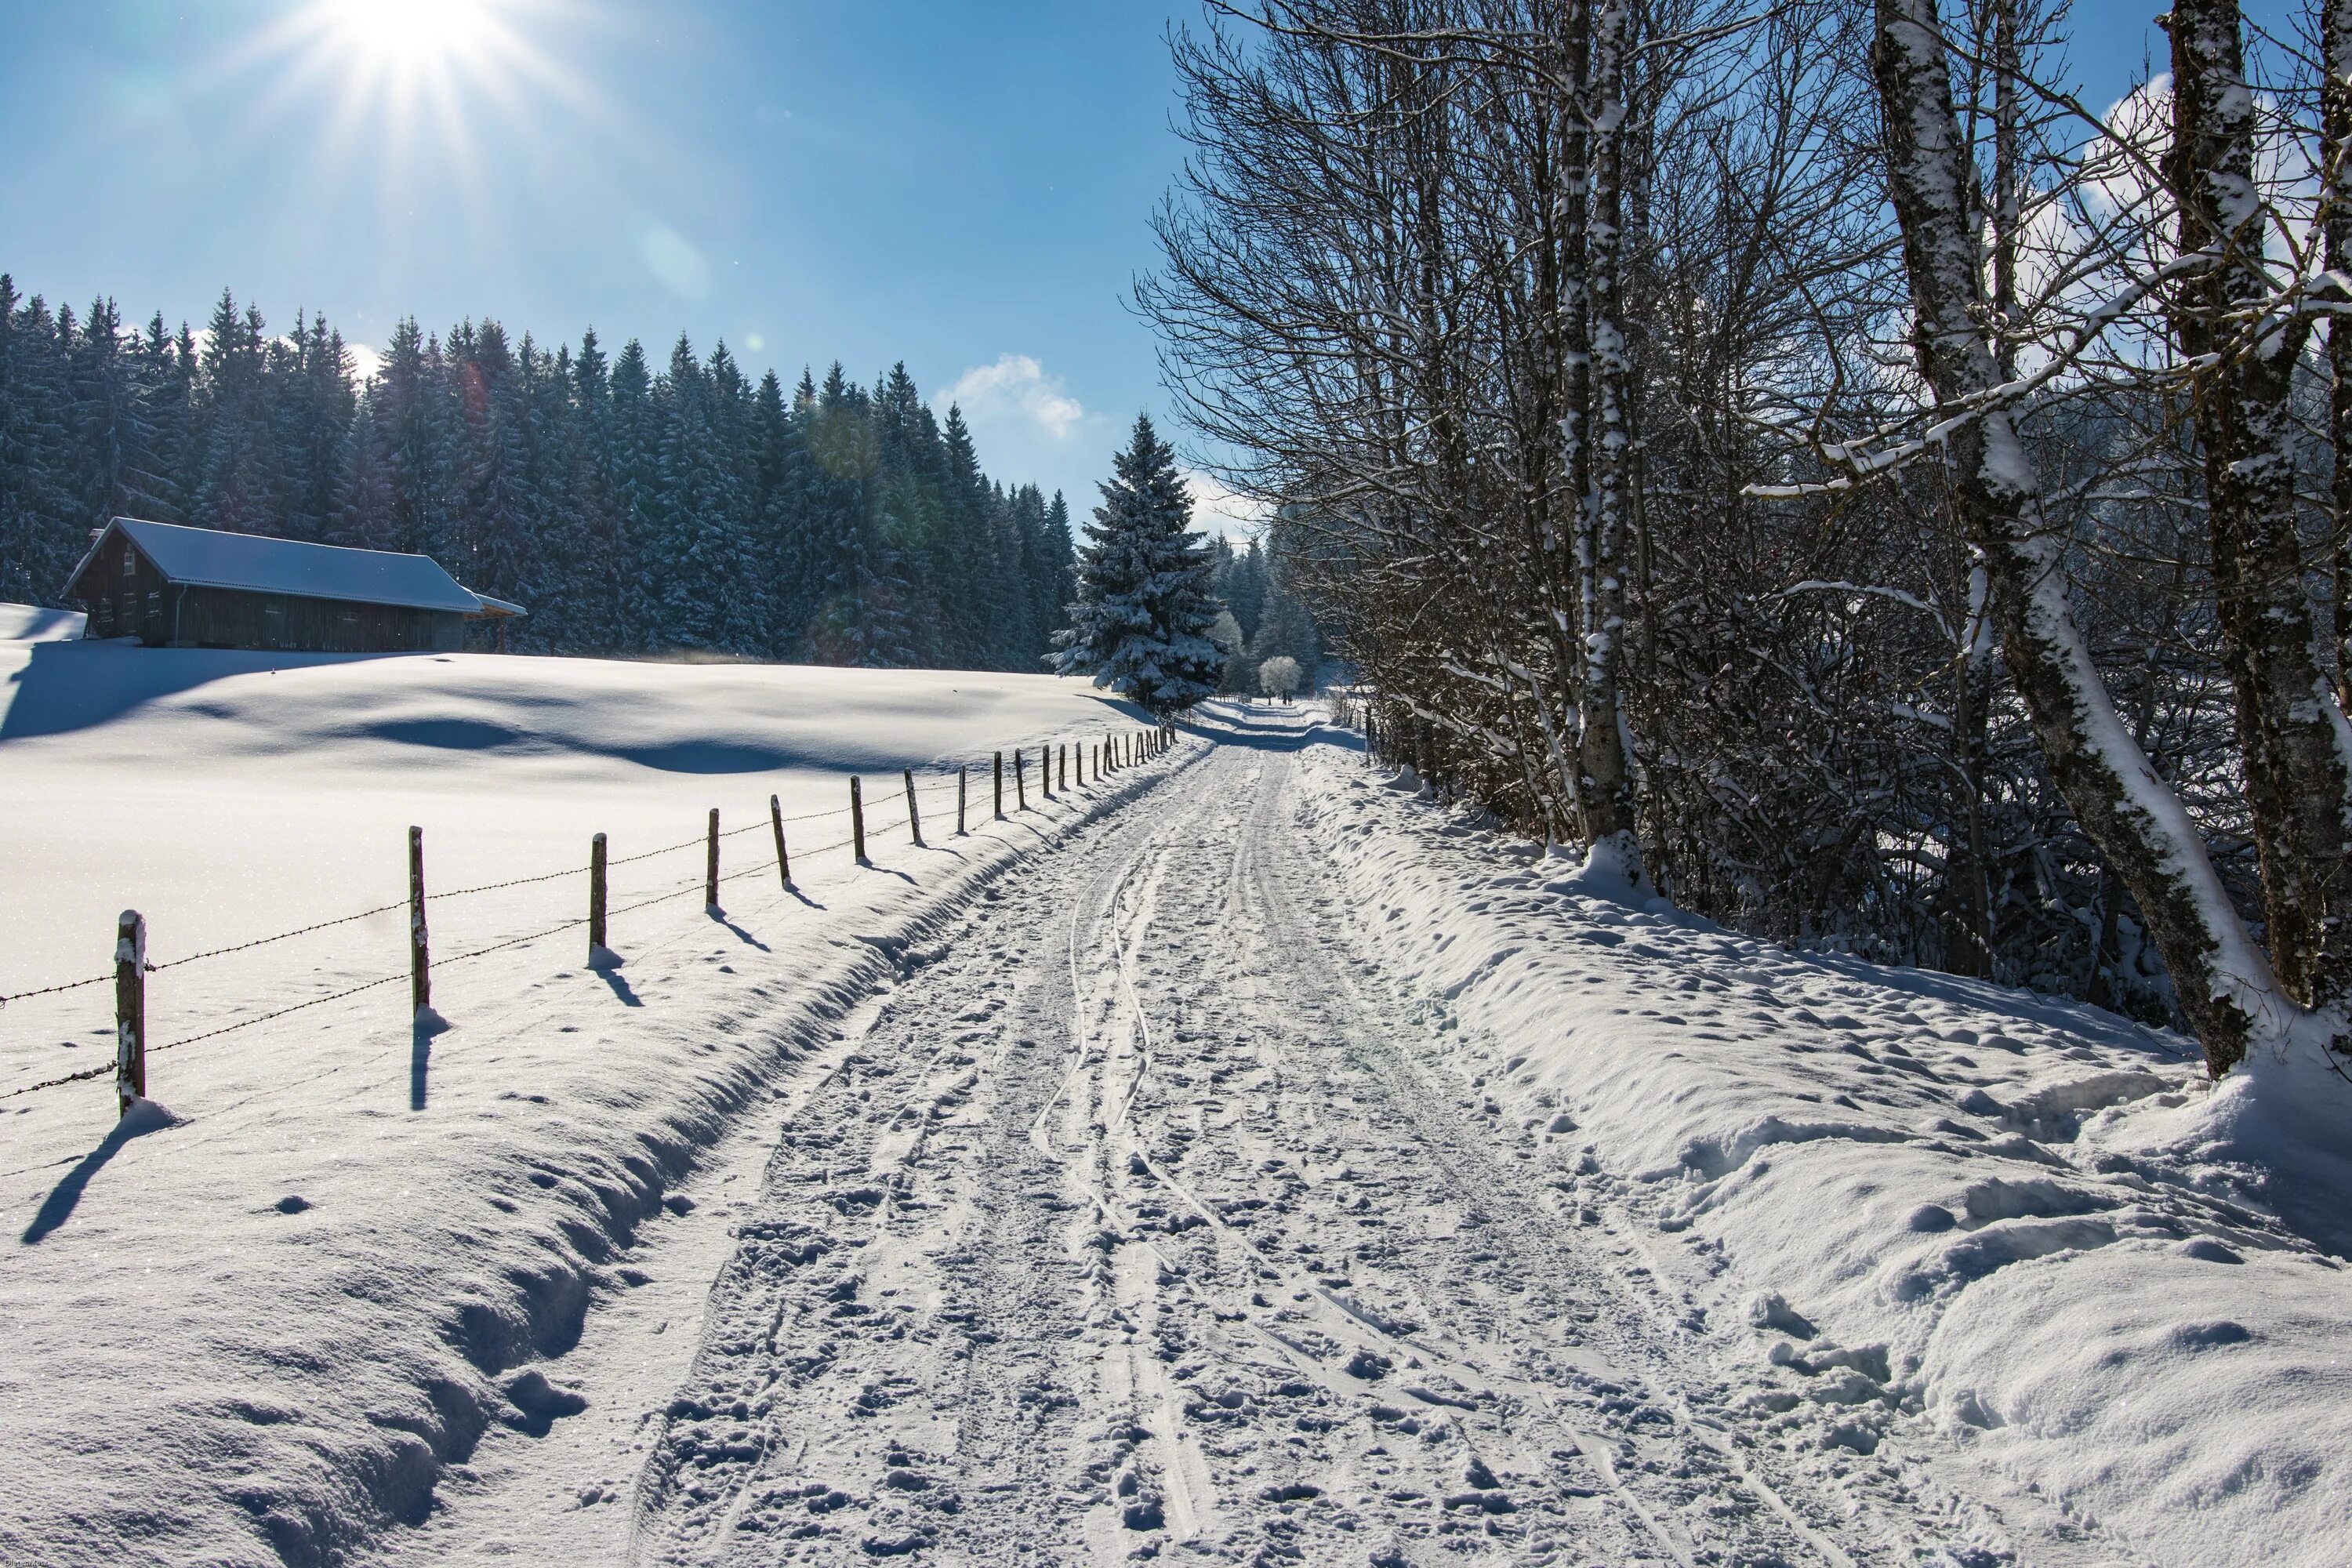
[21,1099,180,1244]
[409,1011,451,1111]
[709,909,771,951]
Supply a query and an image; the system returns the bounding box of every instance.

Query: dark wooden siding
[70,532,468,653]
[175,586,464,653]
[78,530,171,643]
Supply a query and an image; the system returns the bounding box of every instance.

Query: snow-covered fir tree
[1054,415,1221,713]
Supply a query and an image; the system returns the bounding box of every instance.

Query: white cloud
[939,354,1087,441]
[1182,468,1268,542]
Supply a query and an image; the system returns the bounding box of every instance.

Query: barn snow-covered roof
[72,518,491,615]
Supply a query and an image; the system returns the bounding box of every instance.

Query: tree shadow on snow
[0,641,398,741]
[21,1098,181,1243]
[1186,706,1324,753]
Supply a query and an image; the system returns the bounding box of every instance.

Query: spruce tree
[606,337,660,644]
[332,400,393,550]
[1247,578,1321,689]
[1054,415,1221,712]
[0,270,1070,658]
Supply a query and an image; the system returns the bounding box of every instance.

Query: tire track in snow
[617,717,1994,1565]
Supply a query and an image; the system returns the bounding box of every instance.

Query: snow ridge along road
[401,706,2073,1566]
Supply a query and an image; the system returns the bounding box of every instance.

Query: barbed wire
[0,1060,117,1098]
[0,973,114,1010]
[0,742,1172,1088]
[147,899,412,972]
[150,971,408,1057]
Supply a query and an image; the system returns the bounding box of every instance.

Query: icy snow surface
[0,601,85,642]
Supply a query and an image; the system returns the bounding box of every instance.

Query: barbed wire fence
[2,722,1181,1117]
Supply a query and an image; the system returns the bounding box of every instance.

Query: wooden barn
[63,518,524,654]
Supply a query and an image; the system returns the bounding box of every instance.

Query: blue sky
[0,0,2268,537]
[0,0,1233,529]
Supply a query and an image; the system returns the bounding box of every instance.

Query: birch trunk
[1872,0,2286,1074]
[1572,0,1643,874]
[2318,0,2352,1005]
[2167,0,2352,1014]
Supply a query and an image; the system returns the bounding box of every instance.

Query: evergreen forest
[0,277,1075,668]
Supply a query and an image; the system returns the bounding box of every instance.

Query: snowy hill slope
[0,625,1133,998]
[1294,715,2352,1567]
[0,618,1172,1566]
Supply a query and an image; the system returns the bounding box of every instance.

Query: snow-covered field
[5,651,2346,1567]
[0,615,1161,1566]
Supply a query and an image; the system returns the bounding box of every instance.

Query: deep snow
[1298,715,2352,1567]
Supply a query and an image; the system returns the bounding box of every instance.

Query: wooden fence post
[851,776,867,862]
[1014,749,1028,810]
[589,833,608,957]
[408,826,430,1021]
[771,795,791,887]
[957,765,968,834]
[904,768,924,847]
[115,909,145,1119]
[1059,743,1067,793]
[993,751,1004,819]
[1040,746,1051,800]
[706,808,720,909]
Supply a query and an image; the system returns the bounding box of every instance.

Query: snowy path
[387,713,2011,1566]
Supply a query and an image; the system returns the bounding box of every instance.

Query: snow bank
[1295,728,2352,1568]
[0,631,1181,1566]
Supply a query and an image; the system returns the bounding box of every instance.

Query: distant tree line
[0,276,1075,667]
[1205,536,1323,696]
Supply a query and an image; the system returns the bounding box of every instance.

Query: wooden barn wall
[70,533,472,652]
[176,587,465,653]
[72,532,169,643]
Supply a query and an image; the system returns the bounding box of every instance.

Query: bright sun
[321,0,496,71]
[229,0,585,198]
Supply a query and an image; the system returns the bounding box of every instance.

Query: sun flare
[320,0,497,74]
[232,0,586,180]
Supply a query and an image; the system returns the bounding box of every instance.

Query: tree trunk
[2169,0,2352,1014]
[1872,0,2286,1075]
[1570,0,1643,875]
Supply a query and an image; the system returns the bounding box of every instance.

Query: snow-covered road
[385,710,1994,1566]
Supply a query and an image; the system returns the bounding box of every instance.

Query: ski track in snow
[388,710,2054,1567]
